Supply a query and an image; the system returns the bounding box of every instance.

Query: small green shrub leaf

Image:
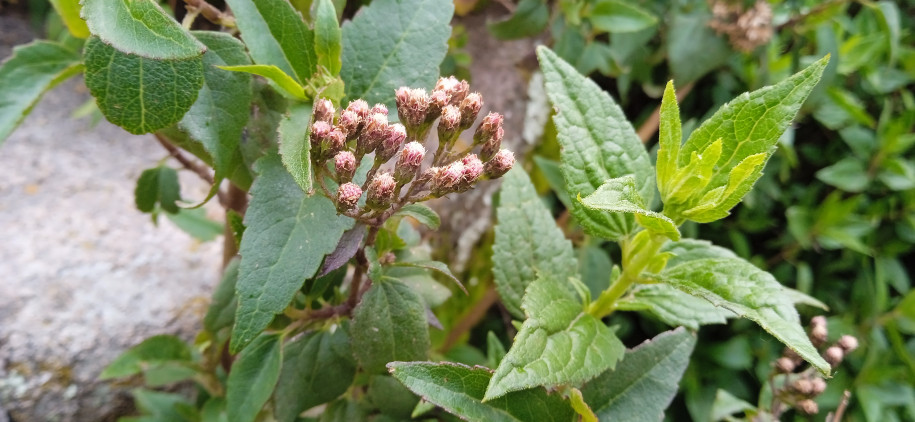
[100,335,191,380]
[394,204,441,230]
[487,0,549,40]
[582,328,696,421]
[616,285,735,330]
[538,46,654,241]
[165,208,224,242]
[314,0,342,75]
[816,157,870,192]
[579,175,680,241]
[278,103,314,192]
[204,257,240,333]
[351,280,430,374]
[589,0,657,33]
[388,361,577,422]
[0,40,82,144]
[649,257,831,375]
[493,168,578,318]
[341,0,453,109]
[134,166,181,214]
[224,0,317,83]
[231,154,354,352]
[218,65,307,100]
[81,0,205,60]
[275,329,356,422]
[391,260,466,294]
[227,334,283,422]
[485,275,625,401]
[656,81,682,201]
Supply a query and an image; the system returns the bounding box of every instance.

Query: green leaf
[391,260,467,294]
[49,0,89,38]
[493,168,578,318]
[815,157,870,192]
[84,37,204,135]
[367,375,421,418]
[134,166,181,214]
[218,65,307,100]
[341,0,453,109]
[661,238,736,267]
[487,0,549,40]
[579,175,680,241]
[278,103,314,192]
[0,40,82,144]
[179,31,252,188]
[227,334,283,422]
[388,362,577,422]
[394,204,441,230]
[656,81,682,201]
[351,280,430,374]
[538,46,654,240]
[100,335,191,379]
[616,284,735,329]
[649,257,831,375]
[130,389,195,421]
[224,0,317,83]
[314,0,343,75]
[667,10,730,84]
[589,0,657,34]
[204,258,239,333]
[274,329,356,422]
[165,208,224,242]
[81,0,205,60]
[231,154,354,352]
[485,275,625,401]
[582,328,696,422]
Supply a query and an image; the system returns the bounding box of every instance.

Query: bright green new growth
[579,175,680,241]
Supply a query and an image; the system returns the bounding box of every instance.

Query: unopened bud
[376,123,406,163]
[432,161,464,196]
[484,149,513,179]
[334,151,357,183]
[338,110,361,139]
[437,105,462,146]
[336,182,362,213]
[793,378,813,395]
[797,399,818,415]
[459,93,482,129]
[459,154,483,188]
[810,377,826,395]
[366,172,396,209]
[434,76,460,96]
[370,103,388,116]
[313,98,335,124]
[395,141,425,184]
[395,87,429,129]
[427,89,449,123]
[346,99,370,120]
[775,357,796,373]
[358,113,388,155]
[451,80,470,105]
[322,128,347,158]
[474,112,503,145]
[310,121,332,149]
[479,126,504,162]
[810,323,828,347]
[824,346,844,367]
[837,335,858,352]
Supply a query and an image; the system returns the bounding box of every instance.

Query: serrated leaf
[394,204,441,230]
[278,103,314,192]
[275,329,356,422]
[487,0,549,40]
[391,260,466,294]
[649,257,831,375]
[485,275,625,401]
[661,238,736,267]
[493,168,578,319]
[84,37,204,135]
[81,0,205,60]
[617,284,735,329]
[656,81,681,200]
[582,328,696,421]
[227,334,283,422]
[388,362,577,422]
[218,65,307,100]
[314,0,342,75]
[49,0,89,38]
[134,166,181,214]
[351,280,430,373]
[579,175,680,241]
[100,335,191,379]
[538,46,654,241]
[225,0,317,83]
[0,40,82,144]
[204,258,240,333]
[589,0,657,33]
[231,154,354,352]
[341,0,453,109]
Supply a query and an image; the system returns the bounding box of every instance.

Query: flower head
[376,123,407,163]
[313,98,335,124]
[484,149,514,179]
[395,141,425,184]
[336,182,362,213]
[459,92,482,129]
[366,172,397,210]
[334,151,357,183]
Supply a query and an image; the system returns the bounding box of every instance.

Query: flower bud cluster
[310,77,515,218]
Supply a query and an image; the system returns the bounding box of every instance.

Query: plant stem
[588,232,665,318]
[222,183,247,268]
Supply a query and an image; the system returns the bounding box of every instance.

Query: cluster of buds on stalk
[770,316,859,416]
[308,76,515,219]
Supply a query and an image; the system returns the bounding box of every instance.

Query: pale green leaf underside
[485,276,625,401]
[0,40,82,144]
[81,0,205,60]
[226,334,283,422]
[341,0,453,110]
[219,65,307,100]
[538,46,654,241]
[231,154,354,352]
[582,328,696,422]
[493,168,579,319]
[389,362,576,422]
[394,204,441,230]
[351,280,430,374]
[579,175,680,241]
[278,103,314,192]
[617,284,735,330]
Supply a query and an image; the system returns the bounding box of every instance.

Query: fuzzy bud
[437,105,462,146]
[313,98,335,124]
[484,149,513,179]
[837,335,858,352]
[346,99,370,120]
[434,76,461,96]
[432,161,464,196]
[334,151,357,183]
[792,378,813,395]
[322,128,347,158]
[459,154,483,187]
[775,357,796,373]
[474,112,503,145]
[358,113,389,155]
[338,110,361,139]
[366,172,396,210]
[479,126,504,162]
[395,87,429,129]
[459,92,482,129]
[824,346,844,368]
[370,103,388,116]
[810,321,828,347]
[395,141,425,184]
[376,123,407,163]
[335,182,362,213]
[310,121,332,149]
[797,399,818,415]
[810,377,826,395]
[427,89,449,122]
[451,80,470,105]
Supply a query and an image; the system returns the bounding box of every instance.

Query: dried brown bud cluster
[708,0,773,52]
[310,77,515,218]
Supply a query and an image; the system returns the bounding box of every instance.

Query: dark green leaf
[341,0,453,109]
[488,0,548,40]
[278,103,314,192]
[204,258,240,333]
[389,361,577,422]
[394,204,441,230]
[0,40,82,144]
[493,168,578,318]
[579,246,612,298]
[314,0,342,75]
[486,331,507,369]
[81,0,205,60]
[134,166,181,214]
[367,375,421,418]
[227,334,283,422]
[667,10,729,84]
[84,37,204,135]
[231,154,354,352]
[351,280,430,373]
[589,0,657,33]
[815,157,869,192]
[275,329,356,422]
[100,335,191,379]
[130,389,195,421]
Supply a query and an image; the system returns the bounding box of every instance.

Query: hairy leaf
[579,175,680,241]
[0,40,82,144]
[390,362,576,422]
[656,81,682,200]
[227,334,283,422]
[488,0,549,40]
[582,328,696,421]
[231,154,353,352]
[275,329,356,422]
[661,238,736,267]
[493,168,578,318]
[81,0,205,59]
[278,103,314,192]
[218,65,307,100]
[204,257,240,333]
[49,0,89,38]
[616,284,735,329]
[314,0,343,75]
[341,0,453,109]
[538,46,654,240]
[394,204,441,230]
[351,280,430,373]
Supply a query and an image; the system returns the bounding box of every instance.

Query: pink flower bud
[426,89,449,123]
[451,80,470,105]
[336,182,362,213]
[370,103,388,116]
[775,357,796,373]
[474,112,503,145]
[459,92,482,129]
[376,123,406,163]
[313,98,335,124]
[334,151,357,183]
[824,346,844,368]
[432,161,464,196]
[346,99,370,120]
[459,154,483,188]
[310,121,332,149]
[338,110,361,139]
[810,377,826,395]
[395,141,425,184]
[434,76,460,95]
[484,149,514,179]
[837,335,858,352]
[797,399,818,415]
[479,126,504,162]
[366,172,396,209]
[358,113,389,155]
[322,128,347,158]
[395,87,429,129]
[437,105,462,147]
